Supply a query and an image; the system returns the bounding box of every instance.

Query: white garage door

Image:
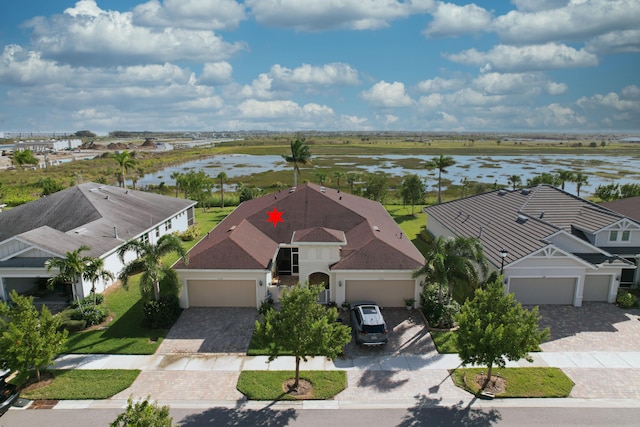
[583,275,610,302]
[187,280,256,307]
[345,280,414,308]
[509,277,576,305]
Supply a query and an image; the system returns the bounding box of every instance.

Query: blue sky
[0,0,638,134]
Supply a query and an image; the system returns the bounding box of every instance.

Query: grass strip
[429,330,459,354]
[237,370,347,400]
[20,370,140,400]
[450,367,574,398]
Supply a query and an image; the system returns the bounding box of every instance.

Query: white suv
[350,302,388,345]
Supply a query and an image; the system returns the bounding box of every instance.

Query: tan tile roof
[177,183,424,271]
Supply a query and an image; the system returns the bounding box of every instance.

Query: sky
[0,0,638,135]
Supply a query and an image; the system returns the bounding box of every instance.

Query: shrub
[72,306,109,326]
[71,293,104,308]
[616,290,636,309]
[258,297,274,316]
[60,319,87,332]
[174,225,201,242]
[142,296,181,329]
[420,283,460,329]
[111,396,174,427]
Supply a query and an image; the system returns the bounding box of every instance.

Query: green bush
[174,225,201,241]
[71,293,104,308]
[142,296,181,329]
[420,283,460,329]
[60,319,87,332]
[616,290,636,309]
[71,306,109,326]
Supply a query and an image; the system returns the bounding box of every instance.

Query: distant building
[14,139,82,152]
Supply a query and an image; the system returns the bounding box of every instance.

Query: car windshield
[363,324,385,334]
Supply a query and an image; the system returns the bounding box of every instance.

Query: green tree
[254,284,351,390]
[574,172,589,197]
[455,279,549,389]
[283,138,311,186]
[413,236,488,305]
[527,172,560,187]
[507,175,521,190]
[0,290,68,381]
[346,172,359,193]
[37,177,64,196]
[12,149,39,169]
[620,183,640,198]
[459,177,470,198]
[315,172,329,186]
[112,151,137,188]
[237,183,264,202]
[556,170,574,191]
[45,245,92,307]
[170,171,183,198]
[117,234,188,302]
[110,396,174,427]
[594,183,620,201]
[400,174,426,215]
[424,154,456,204]
[216,171,228,208]
[82,257,115,307]
[363,173,388,203]
[333,171,346,191]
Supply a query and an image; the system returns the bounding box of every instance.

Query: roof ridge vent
[516,214,528,224]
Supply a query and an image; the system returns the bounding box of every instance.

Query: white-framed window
[622,230,631,241]
[155,227,160,238]
[609,230,618,241]
[165,220,172,231]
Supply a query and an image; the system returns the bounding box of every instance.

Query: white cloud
[199,62,234,85]
[586,29,640,54]
[25,0,245,66]
[510,0,570,13]
[493,0,640,45]
[133,0,246,31]
[533,103,587,127]
[246,0,433,31]
[237,99,334,119]
[424,2,492,38]
[361,81,414,107]
[472,72,566,96]
[0,45,74,86]
[577,85,640,113]
[270,63,359,86]
[417,76,464,92]
[445,43,598,72]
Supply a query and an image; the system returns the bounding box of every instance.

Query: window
[622,230,631,241]
[165,220,172,231]
[141,234,149,244]
[155,227,160,238]
[609,230,618,241]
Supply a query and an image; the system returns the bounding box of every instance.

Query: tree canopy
[400,173,425,215]
[254,284,351,390]
[283,138,311,187]
[455,279,549,389]
[424,154,456,204]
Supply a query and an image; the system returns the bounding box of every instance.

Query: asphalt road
[2,406,640,427]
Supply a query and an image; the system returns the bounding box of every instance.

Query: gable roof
[178,183,424,271]
[425,185,627,269]
[0,183,196,259]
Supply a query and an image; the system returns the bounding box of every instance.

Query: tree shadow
[398,394,502,427]
[179,399,297,426]
[357,370,409,391]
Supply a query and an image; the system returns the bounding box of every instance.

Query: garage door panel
[345,280,414,308]
[583,275,610,302]
[509,278,575,305]
[188,280,256,307]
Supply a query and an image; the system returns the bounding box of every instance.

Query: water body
[134,153,640,197]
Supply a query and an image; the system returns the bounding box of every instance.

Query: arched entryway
[309,272,330,304]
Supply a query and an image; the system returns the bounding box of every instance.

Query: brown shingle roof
[177,183,424,271]
[601,196,640,222]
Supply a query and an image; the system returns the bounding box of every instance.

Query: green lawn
[20,370,140,400]
[237,371,347,400]
[62,207,234,355]
[385,205,429,255]
[450,367,574,398]
[429,331,459,354]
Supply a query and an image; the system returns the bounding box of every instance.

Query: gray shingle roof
[425,185,627,269]
[178,183,424,271]
[0,183,196,258]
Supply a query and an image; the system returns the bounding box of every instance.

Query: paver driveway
[158,307,259,354]
[535,302,640,352]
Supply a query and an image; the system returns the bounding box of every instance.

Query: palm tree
[413,236,488,305]
[82,257,114,306]
[346,173,359,193]
[112,151,137,188]
[425,155,456,204]
[507,175,522,190]
[170,171,183,197]
[460,177,470,198]
[333,171,346,191]
[117,234,188,302]
[574,172,589,197]
[283,139,311,187]
[315,172,329,186]
[45,245,92,307]
[556,170,574,191]
[216,171,228,208]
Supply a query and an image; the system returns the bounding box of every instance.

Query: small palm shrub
[421,283,460,329]
[616,290,637,309]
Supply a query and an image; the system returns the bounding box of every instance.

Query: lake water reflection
[135,153,640,197]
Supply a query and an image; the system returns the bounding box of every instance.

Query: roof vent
[228,225,236,232]
[521,189,531,195]
[105,195,109,200]
[320,186,326,193]
[373,226,380,232]
[478,226,483,238]
[289,187,296,193]
[516,214,528,224]
[539,211,544,219]
[498,189,507,196]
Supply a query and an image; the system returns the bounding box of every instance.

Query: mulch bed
[282,379,314,399]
